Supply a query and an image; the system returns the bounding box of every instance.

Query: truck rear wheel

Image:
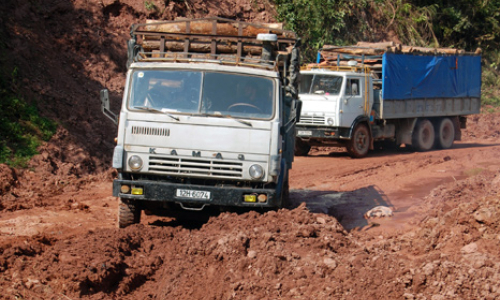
[346,123,370,158]
[435,118,455,149]
[294,138,311,156]
[412,119,435,151]
[118,198,141,228]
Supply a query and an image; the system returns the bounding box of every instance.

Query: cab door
[339,77,366,128]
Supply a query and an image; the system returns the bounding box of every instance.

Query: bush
[0,69,57,168]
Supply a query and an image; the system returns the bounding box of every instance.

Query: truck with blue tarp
[295,43,482,158]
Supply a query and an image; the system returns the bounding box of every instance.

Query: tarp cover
[382,53,481,100]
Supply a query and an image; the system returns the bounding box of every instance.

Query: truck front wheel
[294,138,311,156]
[118,198,141,228]
[347,123,370,158]
[435,118,455,149]
[412,119,435,151]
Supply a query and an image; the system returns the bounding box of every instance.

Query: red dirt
[1,1,500,299]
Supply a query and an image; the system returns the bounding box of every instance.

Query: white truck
[101,18,301,227]
[295,44,482,158]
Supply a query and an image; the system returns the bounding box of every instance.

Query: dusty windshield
[299,74,342,96]
[129,70,274,119]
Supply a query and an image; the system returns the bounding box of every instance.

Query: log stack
[314,42,481,79]
[132,17,296,59]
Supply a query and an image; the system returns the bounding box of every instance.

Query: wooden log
[143,19,288,38]
[355,41,395,48]
[322,47,386,56]
[141,40,263,55]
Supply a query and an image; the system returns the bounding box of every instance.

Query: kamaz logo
[192,151,201,157]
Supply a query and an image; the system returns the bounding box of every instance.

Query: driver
[243,82,258,104]
[227,82,264,113]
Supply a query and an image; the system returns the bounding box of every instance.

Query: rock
[365,206,393,218]
[323,258,337,269]
[461,242,478,254]
[247,250,257,259]
[473,207,495,224]
[316,217,326,224]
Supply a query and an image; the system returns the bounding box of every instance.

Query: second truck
[295,43,482,158]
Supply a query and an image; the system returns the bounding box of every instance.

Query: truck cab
[101,18,301,227]
[296,67,374,157]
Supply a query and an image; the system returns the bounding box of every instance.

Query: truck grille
[132,126,170,136]
[298,116,325,125]
[148,156,243,178]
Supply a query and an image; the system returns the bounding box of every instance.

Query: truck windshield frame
[299,74,343,96]
[128,70,275,120]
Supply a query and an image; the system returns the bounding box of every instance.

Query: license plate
[298,130,312,136]
[176,189,211,200]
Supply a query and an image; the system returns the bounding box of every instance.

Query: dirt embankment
[1,0,500,299]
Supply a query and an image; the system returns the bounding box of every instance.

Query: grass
[0,69,57,168]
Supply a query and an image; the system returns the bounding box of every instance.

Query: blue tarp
[381,53,481,100]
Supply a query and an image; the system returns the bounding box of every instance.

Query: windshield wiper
[202,113,252,127]
[134,106,180,121]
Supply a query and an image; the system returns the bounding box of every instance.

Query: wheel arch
[348,116,374,150]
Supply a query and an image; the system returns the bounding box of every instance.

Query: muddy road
[1,112,500,299]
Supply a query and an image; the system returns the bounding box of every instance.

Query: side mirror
[100,89,118,125]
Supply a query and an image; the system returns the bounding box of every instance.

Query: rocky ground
[1,0,500,299]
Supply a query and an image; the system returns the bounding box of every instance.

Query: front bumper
[296,126,348,139]
[113,179,282,208]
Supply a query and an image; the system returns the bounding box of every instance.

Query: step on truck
[100,17,301,227]
[295,43,482,158]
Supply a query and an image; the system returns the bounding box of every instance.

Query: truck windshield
[129,70,274,119]
[299,74,342,96]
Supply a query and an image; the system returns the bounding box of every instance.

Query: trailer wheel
[294,138,311,156]
[435,118,455,149]
[346,123,370,158]
[412,119,435,151]
[118,198,141,228]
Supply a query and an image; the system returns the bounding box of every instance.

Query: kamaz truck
[295,43,481,158]
[101,18,301,227]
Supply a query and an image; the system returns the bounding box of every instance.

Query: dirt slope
[1,0,500,299]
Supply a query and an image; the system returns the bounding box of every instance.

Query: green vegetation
[274,0,500,107]
[0,67,57,168]
[144,0,158,11]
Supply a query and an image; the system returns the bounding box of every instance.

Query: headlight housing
[327,117,334,126]
[128,155,143,171]
[249,164,264,179]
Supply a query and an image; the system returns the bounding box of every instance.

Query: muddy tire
[346,123,370,158]
[412,119,435,151]
[294,138,311,156]
[118,198,141,228]
[435,118,455,149]
[280,172,290,209]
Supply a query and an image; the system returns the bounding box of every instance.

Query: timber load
[313,42,482,80]
[127,17,298,68]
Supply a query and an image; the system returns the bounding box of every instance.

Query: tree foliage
[274,0,500,61]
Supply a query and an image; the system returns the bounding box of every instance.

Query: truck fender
[349,116,374,150]
[276,159,288,195]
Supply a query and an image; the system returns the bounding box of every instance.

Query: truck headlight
[327,118,334,125]
[249,164,264,179]
[128,155,143,171]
